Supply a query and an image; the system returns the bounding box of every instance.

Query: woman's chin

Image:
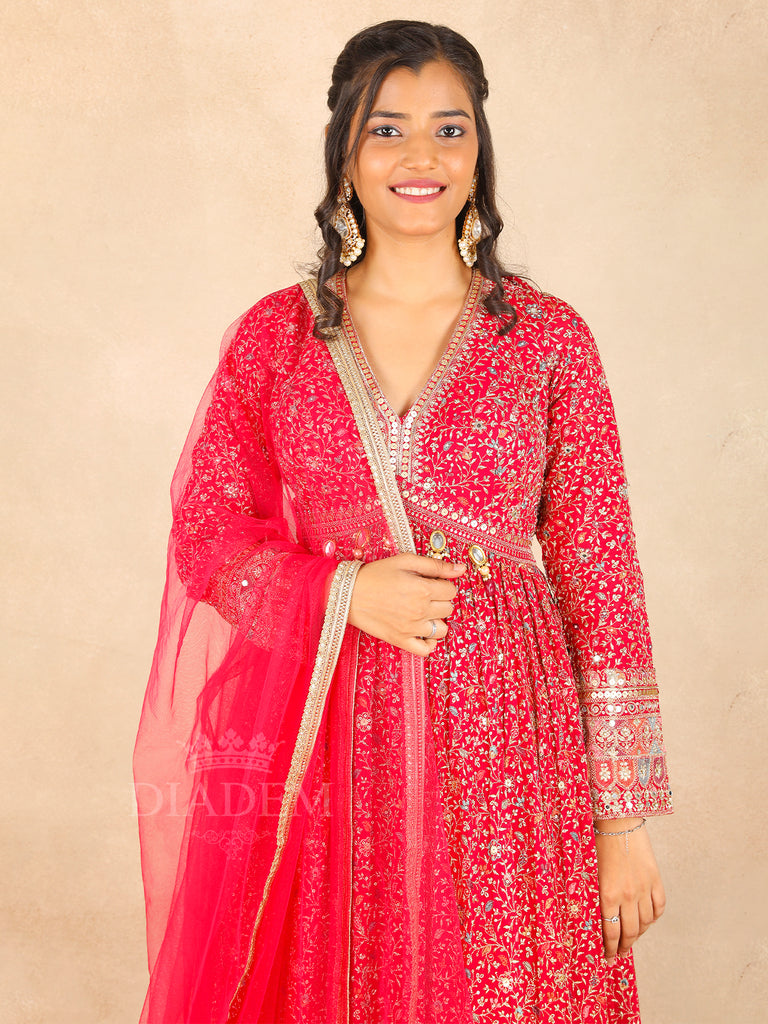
[373,222,461,247]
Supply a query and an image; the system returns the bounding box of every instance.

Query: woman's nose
[402,131,438,169]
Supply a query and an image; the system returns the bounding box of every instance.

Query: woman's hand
[347,553,466,656]
[594,817,666,964]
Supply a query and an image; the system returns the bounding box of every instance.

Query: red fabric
[133,303,471,1023]
[133,309,345,1020]
[134,274,672,1023]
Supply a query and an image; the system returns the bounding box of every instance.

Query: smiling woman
[134,18,673,1024]
[352,63,477,242]
[343,62,483,417]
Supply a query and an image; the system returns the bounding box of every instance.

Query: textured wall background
[2,2,766,1022]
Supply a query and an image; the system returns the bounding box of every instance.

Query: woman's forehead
[367,61,473,116]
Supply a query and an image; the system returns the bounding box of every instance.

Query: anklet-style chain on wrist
[593,817,647,853]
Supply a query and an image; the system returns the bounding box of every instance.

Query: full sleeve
[535,303,673,820]
[169,312,359,645]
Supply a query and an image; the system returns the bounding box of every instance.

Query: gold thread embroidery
[579,687,660,699]
[300,279,416,557]
[227,557,362,1021]
[573,667,671,819]
[401,649,426,1024]
[343,635,360,1024]
[337,270,484,477]
[300,277,424,1022]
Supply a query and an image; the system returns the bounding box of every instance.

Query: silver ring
[426,619,437,639]
[601,915,620,924]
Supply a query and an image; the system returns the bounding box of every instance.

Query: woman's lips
[390,182,447,203]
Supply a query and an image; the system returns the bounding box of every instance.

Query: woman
[134,20,673,1024]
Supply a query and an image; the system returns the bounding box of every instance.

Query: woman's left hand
[593,817,666,964]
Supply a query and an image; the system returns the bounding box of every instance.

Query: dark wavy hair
[312,20,518,338]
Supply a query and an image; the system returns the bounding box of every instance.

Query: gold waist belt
[402,496,535,574]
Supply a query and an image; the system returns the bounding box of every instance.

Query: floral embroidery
[173,275,672,1023]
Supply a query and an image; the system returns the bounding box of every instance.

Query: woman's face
[349,60,479,249]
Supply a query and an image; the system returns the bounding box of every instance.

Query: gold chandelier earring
[458,174,483,268]
[333,176,365,267]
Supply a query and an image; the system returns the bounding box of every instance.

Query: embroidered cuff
[576,667,674,819]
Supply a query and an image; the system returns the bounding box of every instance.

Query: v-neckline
[337,268,484,426]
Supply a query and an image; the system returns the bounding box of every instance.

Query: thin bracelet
[593,817,647,854]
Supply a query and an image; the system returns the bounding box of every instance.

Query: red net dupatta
[133,287,472,1023]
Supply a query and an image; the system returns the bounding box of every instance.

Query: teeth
[394,186,443,196]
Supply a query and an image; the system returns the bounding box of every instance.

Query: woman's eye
[370,125,401,137]
[438,124,465,138]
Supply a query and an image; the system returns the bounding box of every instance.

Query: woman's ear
[324,124,330,139]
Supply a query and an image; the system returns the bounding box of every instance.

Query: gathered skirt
[349,540,641,1024]
[272,542,641,1024]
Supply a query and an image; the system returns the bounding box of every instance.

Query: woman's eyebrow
[369,110,408,119]
[368,108,472,120]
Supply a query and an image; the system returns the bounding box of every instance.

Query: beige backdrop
[3,2,767,1022]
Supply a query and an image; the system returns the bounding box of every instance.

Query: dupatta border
[300,277,426,1022]
[337,631,360,1024]
[227,556,363,1021]
[299,278,417,558]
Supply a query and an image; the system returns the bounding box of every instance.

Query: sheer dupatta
[133,285,472,1023]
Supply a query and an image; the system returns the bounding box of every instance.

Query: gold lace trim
[227,558,362,1021]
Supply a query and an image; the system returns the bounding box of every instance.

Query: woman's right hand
[347,553,467,656]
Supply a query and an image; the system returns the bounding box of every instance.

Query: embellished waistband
[402,496,535,567]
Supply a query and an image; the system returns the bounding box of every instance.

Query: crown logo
[185,728,279,774]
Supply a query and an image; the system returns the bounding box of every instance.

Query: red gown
[134,269,673,1024]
